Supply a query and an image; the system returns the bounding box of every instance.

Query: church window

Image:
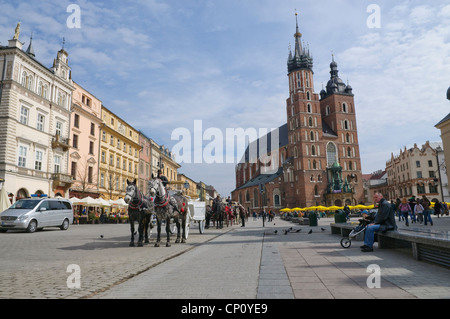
[310,131,314,141]
[313,160,317,169]
[343,103,348,113]
[326,105,331,116]
[306,72,310,88]
[326,142,337,167]
[307,91,311,100]
[307,103,312,113]
[308,117,313,127]
[296,72,301,88]
[311,145,316,156]
[346,133,350,143]
[343,120,349,130]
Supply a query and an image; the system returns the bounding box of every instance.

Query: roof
[435,113,450,127]
[233,167,283,192]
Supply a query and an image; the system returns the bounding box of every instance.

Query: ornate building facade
[98,106,141,200]
[0,25,74,201]
[69,82,102,198]
[232,15,364,212]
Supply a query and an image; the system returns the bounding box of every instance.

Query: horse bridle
[128,185,144,210]
[152,179,170,208]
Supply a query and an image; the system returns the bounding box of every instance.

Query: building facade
[69,82,102,198]
[138,131,152,195]
[0,26,74,201]
[232,15,364,212]
[98,106,141,200]
[385,141,445,202]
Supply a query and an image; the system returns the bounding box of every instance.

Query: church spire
[287,11,313,73]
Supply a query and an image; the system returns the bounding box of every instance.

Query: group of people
[394,195,445,226]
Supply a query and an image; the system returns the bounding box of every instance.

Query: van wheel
[26,220,37,233]
[60,219,70,230]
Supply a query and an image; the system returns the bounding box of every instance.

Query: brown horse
[147,178,189,247]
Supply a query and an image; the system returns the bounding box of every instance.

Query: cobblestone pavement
[0,222,232,299]
[1,215,449,299]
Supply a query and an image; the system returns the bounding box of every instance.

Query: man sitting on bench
[361,192,397,252]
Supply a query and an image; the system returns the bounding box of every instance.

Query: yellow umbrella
[279,208,291,212]
[327,206,343,211]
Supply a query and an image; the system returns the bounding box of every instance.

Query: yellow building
[176,173,197,198]
[98,106,141,200]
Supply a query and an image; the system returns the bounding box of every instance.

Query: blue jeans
[423,210,433,225]
[364,224,381,248]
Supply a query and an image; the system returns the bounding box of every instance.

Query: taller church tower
[284,13,326,207]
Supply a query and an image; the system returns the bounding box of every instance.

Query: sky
[1,0,449,197]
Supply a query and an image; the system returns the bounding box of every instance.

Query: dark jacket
[374,198,397,232]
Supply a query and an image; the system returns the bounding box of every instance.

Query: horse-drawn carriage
[169,196,207,238]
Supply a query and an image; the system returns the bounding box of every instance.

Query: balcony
[52,133,70,151]
[52,173,74,188]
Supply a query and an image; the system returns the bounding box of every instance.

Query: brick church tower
[284,13,364,207]
[232,13,364,212]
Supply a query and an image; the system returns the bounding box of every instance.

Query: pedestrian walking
[408,196,417,223]
[422,200,434,226]
[414,201,424,224]
[434,200,442,218]
[395,198,402,221]
[398,198,412,226]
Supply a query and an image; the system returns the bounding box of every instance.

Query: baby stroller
[340,211,376,248]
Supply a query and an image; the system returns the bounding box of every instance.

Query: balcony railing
[52,173,74,187]
[52,133,70,151]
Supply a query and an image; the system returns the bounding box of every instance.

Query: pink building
[69,82,102,198]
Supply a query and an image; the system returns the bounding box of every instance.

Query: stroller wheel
[340,237,351,248]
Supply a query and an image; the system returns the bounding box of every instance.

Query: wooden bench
[331,223,450,268]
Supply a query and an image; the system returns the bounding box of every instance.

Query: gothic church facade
[232,15,364,212]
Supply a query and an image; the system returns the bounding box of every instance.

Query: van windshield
[10,200,41,209]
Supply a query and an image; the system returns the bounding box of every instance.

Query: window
[71,161,77,179]
[35,150,43,171]
[102,131,106,141]
[72,134,78,149]
[342,103,347,113]
[428,160,433,167]
[88,167,93,184]
[417,171,422,178]
[21,72,27,86]
[416,184,425,195]
[110,154,114,166]
[89,141,94,155]
[429,171,435,178]
[416,161,421,168]
[326,143,337,166]
[429,183,438,193]
[74,114,80,128]
[38,82,43,96]
[27,75,33,91]
[274,195,280,207]
[90,123,95,136]
[100,173,105,187]
[18,145,27,167]
[110,135,114,146]
[20,106,29,125]
[54,155,61,173]
[43,85,48,99]
[101,151,106,163]
[37,114,45,131]
[56,121,63,136]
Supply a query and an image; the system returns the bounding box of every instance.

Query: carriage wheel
[184,214,190,239]
[340,237,352,248]
[198,220,205,234]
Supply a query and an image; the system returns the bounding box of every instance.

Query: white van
[0,198,73,233]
